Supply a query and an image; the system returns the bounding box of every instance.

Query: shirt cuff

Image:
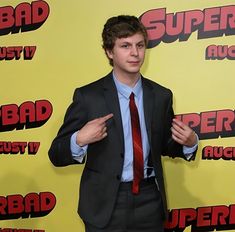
[183,133,199,160]
[70,131,88,162]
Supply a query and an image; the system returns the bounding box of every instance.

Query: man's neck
[113,70,141,88]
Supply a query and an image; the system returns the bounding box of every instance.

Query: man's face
[106,33,146,76]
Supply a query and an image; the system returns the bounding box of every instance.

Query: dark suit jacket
[48,72,195,228]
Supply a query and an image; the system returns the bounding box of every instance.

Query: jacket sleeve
[48,88,88,167]
[162,90,197,160]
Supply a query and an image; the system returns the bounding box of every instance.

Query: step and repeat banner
[1,0,235,231]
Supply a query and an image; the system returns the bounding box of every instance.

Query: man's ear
[106,49,113,59]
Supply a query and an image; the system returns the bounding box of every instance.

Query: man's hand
[76,113,113,147]
[171,118,197,147]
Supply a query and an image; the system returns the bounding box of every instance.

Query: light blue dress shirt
[70,73,197,181]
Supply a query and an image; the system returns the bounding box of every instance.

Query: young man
[49,15,198,232]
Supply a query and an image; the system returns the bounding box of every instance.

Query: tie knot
[130,92,135,100]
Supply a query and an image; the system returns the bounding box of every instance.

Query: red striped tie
[129,92,144,194]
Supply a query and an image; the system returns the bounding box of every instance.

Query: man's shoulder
[76,72,112,93]
[142,76,172,95]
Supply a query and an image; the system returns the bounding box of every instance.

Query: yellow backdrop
[1,0,235,231]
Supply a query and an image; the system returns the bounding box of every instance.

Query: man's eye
[138,44,144,48]
[121,44,129,48]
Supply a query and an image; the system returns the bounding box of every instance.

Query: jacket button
[120,153,124,158]
[116,175,121,180]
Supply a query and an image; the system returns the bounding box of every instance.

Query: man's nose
[130,46,138,56]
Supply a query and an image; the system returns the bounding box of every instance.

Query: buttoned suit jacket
[48,72,195,228]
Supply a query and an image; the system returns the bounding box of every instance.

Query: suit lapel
[103,73,124,151]
[142,77,154,145]
[102,74,154,152]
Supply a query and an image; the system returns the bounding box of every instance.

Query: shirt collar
[112,71,142,99]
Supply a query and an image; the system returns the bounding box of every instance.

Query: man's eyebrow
[120,40,145,44]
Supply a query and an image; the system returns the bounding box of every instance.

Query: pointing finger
[99,113,114,123]
[172,118,185,129]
